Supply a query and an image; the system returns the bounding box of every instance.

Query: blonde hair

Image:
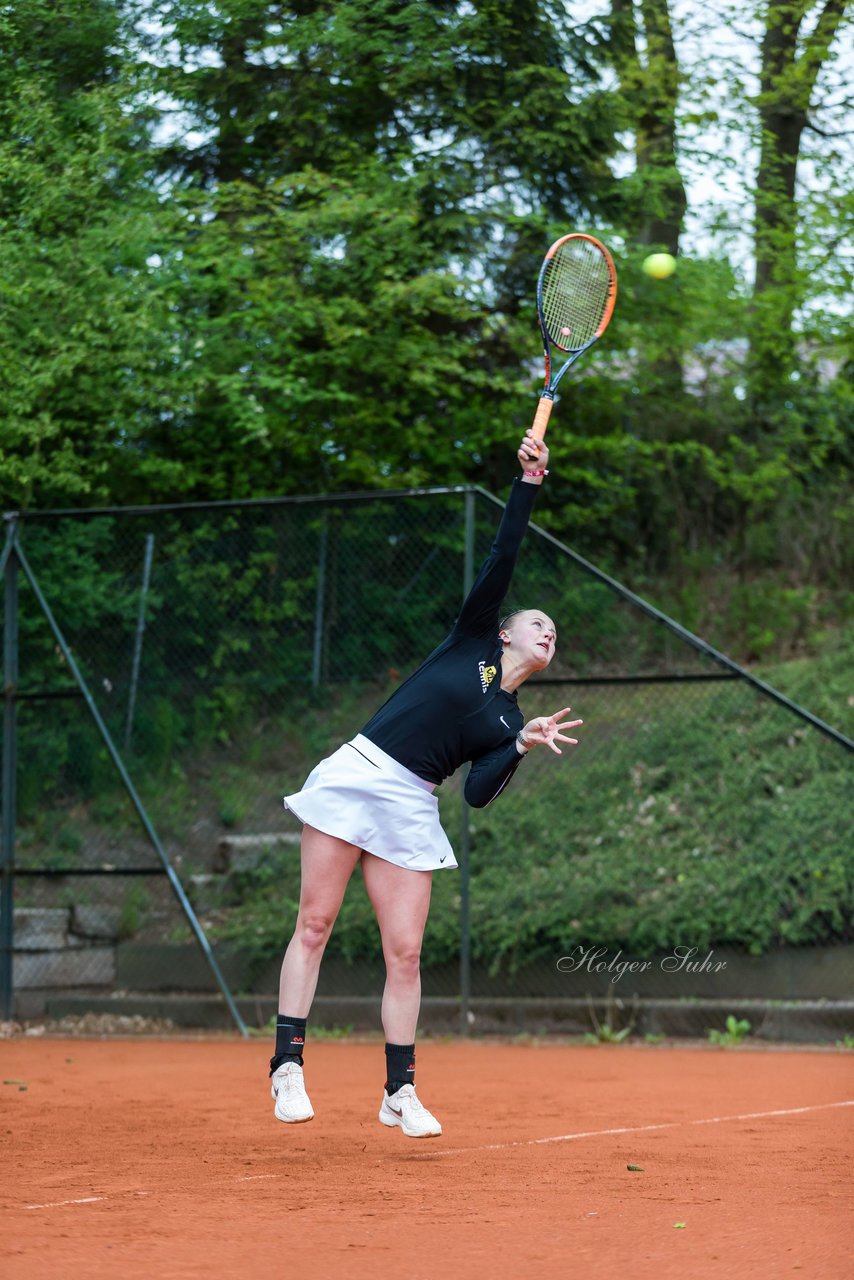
[499,609,557,640]
[496,609,530,629]
[499,609,528,632]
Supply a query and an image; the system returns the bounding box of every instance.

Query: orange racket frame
[531,232,617,443]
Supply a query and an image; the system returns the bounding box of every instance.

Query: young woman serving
[272,429,581,1137]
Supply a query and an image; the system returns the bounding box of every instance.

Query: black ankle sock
[385,1042,415,1096]
[270,1014,307,1076]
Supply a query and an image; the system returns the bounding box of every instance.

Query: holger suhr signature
[557,945,727,984]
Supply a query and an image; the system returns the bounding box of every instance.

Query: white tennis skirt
[283,734,458,872]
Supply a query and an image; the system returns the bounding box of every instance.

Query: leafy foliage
[0,0,850,600]
[707,1014,752,1046]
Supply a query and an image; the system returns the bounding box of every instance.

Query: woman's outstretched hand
[519,707,582,755]
[518,429,549,478]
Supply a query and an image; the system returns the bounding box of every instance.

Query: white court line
[412,1098,854,1158]
[26,1196,106,1210]
[25,1190,150,1211]
[691,1102,854,1126]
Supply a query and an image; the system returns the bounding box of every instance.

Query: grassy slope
[207,630,853,970]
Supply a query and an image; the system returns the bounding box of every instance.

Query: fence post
[459,491,476,1034]
[1,522,19,1019]
[312,515,329,688]
[124,532,155,753]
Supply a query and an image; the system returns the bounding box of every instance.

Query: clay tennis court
[3,1037,851,1279]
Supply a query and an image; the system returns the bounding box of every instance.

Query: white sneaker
[271,1062,314,1123]
[378,1084,442,1138]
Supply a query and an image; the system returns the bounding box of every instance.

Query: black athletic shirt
[361,477,539,808]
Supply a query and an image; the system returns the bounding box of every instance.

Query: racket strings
[542,242,613,351]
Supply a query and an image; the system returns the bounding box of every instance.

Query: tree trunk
[636,0,687,255]
[610,0,686,256]
[609,0,687,408]
[750,0,847,417]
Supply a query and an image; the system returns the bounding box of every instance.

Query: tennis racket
[531,233,617,442]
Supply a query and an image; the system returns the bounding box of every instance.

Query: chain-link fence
[2,487,852,1041]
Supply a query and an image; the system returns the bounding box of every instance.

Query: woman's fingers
[519,432,547,462]
[522,712,582,751]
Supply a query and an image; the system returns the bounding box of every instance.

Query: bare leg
[361,853,432,1044]
[278,824,362,1016]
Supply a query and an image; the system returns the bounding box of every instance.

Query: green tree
[0,1,166,509]
[131,1,620,498]
[1,0,850,614]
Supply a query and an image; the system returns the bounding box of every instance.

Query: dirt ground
[2,1037,852,1279]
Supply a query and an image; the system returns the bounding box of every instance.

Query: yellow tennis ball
[643,253,676,279]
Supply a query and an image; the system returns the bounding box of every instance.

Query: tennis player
[271,430,581,1137]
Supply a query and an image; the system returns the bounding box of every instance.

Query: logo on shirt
[478,661,497,692]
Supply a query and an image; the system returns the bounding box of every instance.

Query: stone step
[215,831,301,873]
[14,948,116,990]
[72,905,123,940]
[13,909,69,951]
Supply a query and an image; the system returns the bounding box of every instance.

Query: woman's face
[501,610,557,669]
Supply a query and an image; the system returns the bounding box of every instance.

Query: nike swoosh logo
[440,856,446,863]
[500,715,510,728]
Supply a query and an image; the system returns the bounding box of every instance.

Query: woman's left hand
[519,707,582,755]
[518,430,549,475]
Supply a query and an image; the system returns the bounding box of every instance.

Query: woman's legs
[361,853,441,1137]
[278,824,362,1016]
[360,852,432,1044]
[271,825,361,1124]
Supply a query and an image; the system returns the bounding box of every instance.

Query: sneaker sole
[272,1085,314,1124]
[274,1107,314,1124]
[378,1109,441,1138]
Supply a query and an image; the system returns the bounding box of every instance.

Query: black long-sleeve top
[360,477,539,808]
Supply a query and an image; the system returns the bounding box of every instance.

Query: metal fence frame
[2,486,852,1032]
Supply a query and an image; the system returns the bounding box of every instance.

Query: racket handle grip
[530,395,554,453]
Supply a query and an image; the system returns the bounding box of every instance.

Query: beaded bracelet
[524,469,549,477]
